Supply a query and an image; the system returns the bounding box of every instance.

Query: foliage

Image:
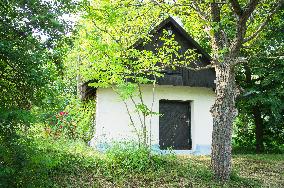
[3,131,284,187]
[65,99,96,141]
[0,134,175,187]
[43,99,96,141]
[45,111,77,138]
[104,143,176,175]
[233,114,257,151]
[68,1,205,147]
[70,0,283,180]
[234,8,284,152]
[0,1,86,186]
[0,0,80,136]
[0,0,78,110]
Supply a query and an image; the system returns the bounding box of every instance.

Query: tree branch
[171,2,209,21]
[241,0,260,21]
[232,56,248,66]
[229,0,243,17]
[210,2,224,53]
[183,63,214,71]
[243,2,282,43]
[192,0,210,21]
[230,0,258,52]
[230,0,261,56]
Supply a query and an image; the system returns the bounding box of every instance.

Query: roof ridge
[132,17,211,61]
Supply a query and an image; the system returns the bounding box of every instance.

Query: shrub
[103,143,176,179]
[44,99,95,141]
[45,111,77,139]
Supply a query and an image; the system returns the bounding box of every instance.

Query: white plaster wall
[94,85,215,152]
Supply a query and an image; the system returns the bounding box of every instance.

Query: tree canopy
[0,0,78,110]
[235,8,284,153]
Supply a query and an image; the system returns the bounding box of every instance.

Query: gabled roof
[81,17,216,100]
[132,16,211,61]
[131,16,215,89]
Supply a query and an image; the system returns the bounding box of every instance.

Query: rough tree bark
[210,62,239,181]
[209,2,240,180]
[206,0,282,180]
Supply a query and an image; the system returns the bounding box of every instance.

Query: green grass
[1,136,283,188]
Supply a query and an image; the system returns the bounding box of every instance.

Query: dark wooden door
[159,100,191,150]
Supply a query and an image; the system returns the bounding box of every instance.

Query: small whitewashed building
[85,17,216,155]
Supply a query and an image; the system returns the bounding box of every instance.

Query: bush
[45,111,76,138]
[43,99,95,141]
[233,115,284,154]
[104,143,176,176]
[0,135,179,187]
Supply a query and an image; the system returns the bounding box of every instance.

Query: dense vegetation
[1,134,284,187]
[1,0,283,187]
[234,9,284,153]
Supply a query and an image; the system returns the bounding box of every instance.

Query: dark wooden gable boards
[134,17,216,88]
[82,17,215,100]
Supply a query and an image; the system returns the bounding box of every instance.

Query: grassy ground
[232,154,284,187]
[2,137,283,188]
[177,155,284,188]
[49,154,284,188]
[46,140,284,188]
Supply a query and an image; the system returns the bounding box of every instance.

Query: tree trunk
[244,64,264,153]
[211,62,238,181]
[252,106,264,153]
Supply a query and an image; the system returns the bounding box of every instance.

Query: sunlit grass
[2,133,283,187]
